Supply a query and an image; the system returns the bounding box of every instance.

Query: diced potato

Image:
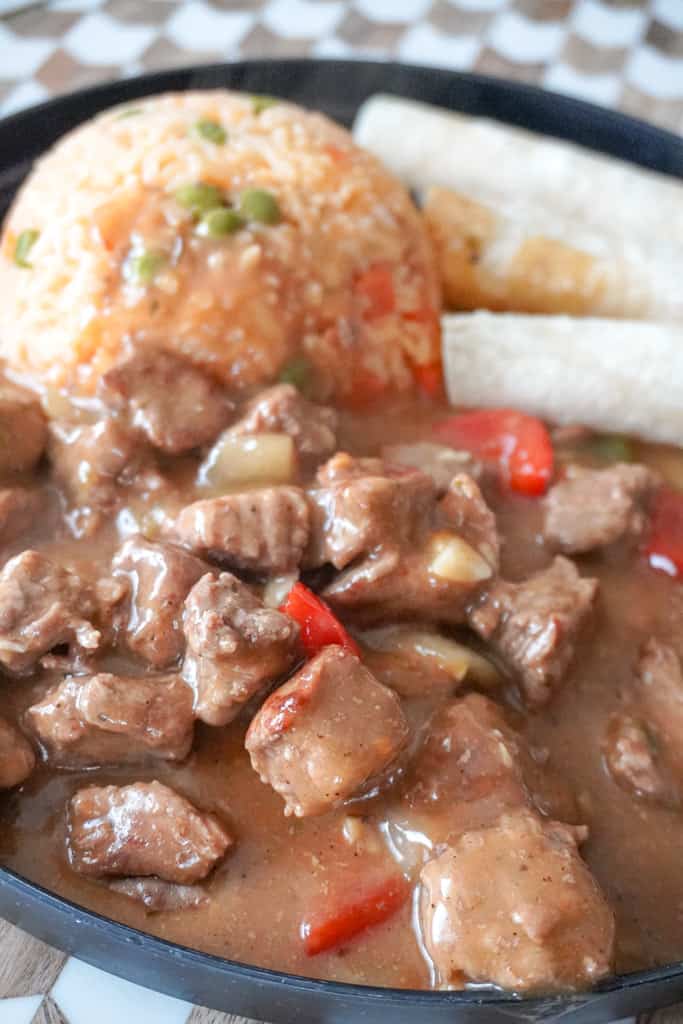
[197,432,296,492]
[426,531,493,583]
[362,625,500,688]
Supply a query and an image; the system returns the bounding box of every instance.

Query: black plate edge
[0,57,682,1020]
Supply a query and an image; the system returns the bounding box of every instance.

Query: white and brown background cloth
[1,0,682,1021]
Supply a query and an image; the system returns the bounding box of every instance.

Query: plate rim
[0,55,682,1013]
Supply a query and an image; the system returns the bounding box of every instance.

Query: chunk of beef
[403,694,577,842]
[0,488,42,545]
[0,551,101,674]
[544,463,659,554]
[382,443,478,494]
[48,418,167,529]
[112,536,208,667]
[67,780,232,883]
[175,487,310,574]
[0,385,46,474]
[603,640,683,807]
[468,557,597,708]
[604,714,673,805]
[182,572,299,726]
[27,673,194,765]
[229,384,337,459]
[306,453,436,570]
[109,876,208,913]
[246,645,409,817]
[0,716,35,788]
[419,810,614,992]
[322,470,499,626]
[99,348,233,454]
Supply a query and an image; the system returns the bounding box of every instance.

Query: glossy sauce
[1,398,683,986]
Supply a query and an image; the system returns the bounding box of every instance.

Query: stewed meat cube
[544,463,659,554]
[175,487,310,574]
[112,536,208,667]
[182,572,300,726]
[99,348,233,454]
[0,550,101,674]
[382,442,478,494]
[48,417,165,525]
[67,781,232,883]
[0,488,42,546]
[323,471,498,625]
[468,556,598,708]
[27,673,194,765]
[604,640,683,807]
[0,385,46,474]
[306,453,436,570]
[109,876,208,913]
[246,646,409,817]
[0,716,35,788]
[229,383,337,459]
[403,693,577,843]
[419,810,614,993]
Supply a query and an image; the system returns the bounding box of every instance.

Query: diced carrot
[343,368,388,408]
[280,582,360,658]
[412,360,444,400]
[302,874,410,956]
[355,264,396,319]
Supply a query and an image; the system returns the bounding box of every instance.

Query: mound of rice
[0,90,440,403]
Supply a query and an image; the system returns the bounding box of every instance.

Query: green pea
[198,207,245,238]
[239,188,281,225]
[251,95,277,115]
[590,434,634,463]
[174,182,224,217]
[14,229,39,268]
[279,356,313,395]
[129,248,166,285]
[192,119,227,145]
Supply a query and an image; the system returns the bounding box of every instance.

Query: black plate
[1,59,683,1024]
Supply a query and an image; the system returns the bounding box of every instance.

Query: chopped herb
[239,188,281,225]
[192,119,227,145]
[251,95,277,115]
[116,107,143,119]
[279,356,313,395]
[174,182,224,217]
[129,248,166,285]
[590,435,634,463]
[198,207,245,238]
[14,229,39,268]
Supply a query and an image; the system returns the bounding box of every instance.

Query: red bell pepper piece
[301,874,410,956]
[645,486,683,578]
[355,264,396,319]
[433,408,554,497]
[280,582,360,658]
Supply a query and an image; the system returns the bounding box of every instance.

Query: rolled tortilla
[354,96,683,321]
[442,312,683,446]
[423,186,683,320]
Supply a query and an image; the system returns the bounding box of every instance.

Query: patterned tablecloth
[1,1,682,1022]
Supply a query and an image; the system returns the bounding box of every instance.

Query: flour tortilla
[423,186,683,321]
[442,313,683,445]
[354,96,683,321]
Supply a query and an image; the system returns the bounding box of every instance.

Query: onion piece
[362,625,499,688]
[197,432,296,492]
